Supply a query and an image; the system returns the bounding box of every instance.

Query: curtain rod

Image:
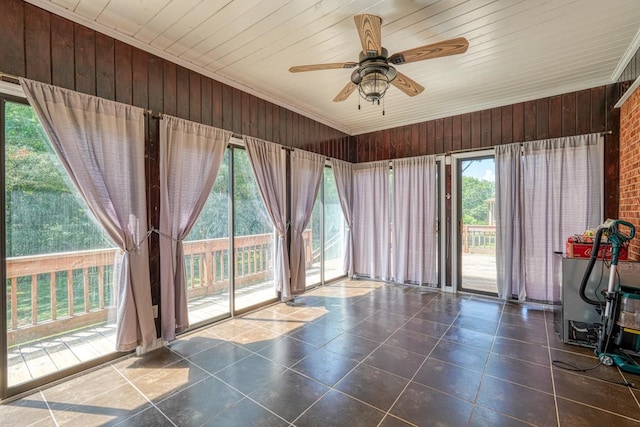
[151,117,291,153]
[230,133,296,152]
[1,73,156,116]
[0,72,19,84]
[444,130,613,156]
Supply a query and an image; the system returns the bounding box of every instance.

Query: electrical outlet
[152,305,158,318]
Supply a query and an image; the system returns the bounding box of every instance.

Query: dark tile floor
[2,279,640,426]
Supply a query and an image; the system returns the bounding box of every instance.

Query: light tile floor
[1,279,639,426]
[8,279,280,387]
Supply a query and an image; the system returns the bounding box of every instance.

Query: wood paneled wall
[352,84,623,220]
[0,0,351,333]
[353,86,617,160]
[0,1,350,158]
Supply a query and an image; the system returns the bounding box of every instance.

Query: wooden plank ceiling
[26,0,640,136]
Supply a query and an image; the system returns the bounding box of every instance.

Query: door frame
[450,149,495,295]
[436,155,447,291]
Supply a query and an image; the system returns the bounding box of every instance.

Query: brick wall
[619,86,640,260]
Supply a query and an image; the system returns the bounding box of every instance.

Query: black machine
[579,219,640,374]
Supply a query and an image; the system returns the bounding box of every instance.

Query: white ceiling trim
[24,0,355,135]
[614,75,640,109]
[611,26,640,81]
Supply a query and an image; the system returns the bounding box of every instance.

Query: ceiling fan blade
[389,37,469,65]
[289,62,357,72]
[391,72,424,97]
[354,14,382,56]
[333,81,357,102]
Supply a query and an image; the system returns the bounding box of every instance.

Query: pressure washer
[578,219,640,374]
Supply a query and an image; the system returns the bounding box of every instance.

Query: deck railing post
[50,272,57,321]
[67,270,74,317]
[31,275,37,325]
[83,268,90,313]
[10,278,17,329]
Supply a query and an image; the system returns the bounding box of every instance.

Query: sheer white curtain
[352,161,390,280]
[21,78,155,352]
[159,116,231,341]
[494,143,525,300]
[243,136,291,300]
[521,134,601,302]
[290,150,325,294]
[332,159,354,277]
[391,156,438,285]
[495,134,601,302]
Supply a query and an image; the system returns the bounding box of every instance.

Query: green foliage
[188,152,230,240]
[3,102,338,258]
[6,146,70,193]
[187,148,275,241]
[5,102,110,257]
[5,102,49,151]
[5,103,69,193]
[462,175,494,225]
[232,149,273,236]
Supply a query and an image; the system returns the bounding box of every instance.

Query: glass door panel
[184,150,231,325]
[457,156,497,294]
[323,168,345,282]
[232,149,276,311]
[305,190,322,287]
[4,100,118,390]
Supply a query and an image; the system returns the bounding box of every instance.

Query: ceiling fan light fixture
[358,70,390,102]
[353,63,397,103]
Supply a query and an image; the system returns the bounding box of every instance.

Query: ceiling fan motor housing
[351,48,398,102]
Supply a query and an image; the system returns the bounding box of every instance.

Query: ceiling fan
[289,14,469,103]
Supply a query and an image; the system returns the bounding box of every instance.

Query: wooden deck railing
[6,229,312,347]
[461,225,496,254]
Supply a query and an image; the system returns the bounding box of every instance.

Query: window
[323,167,346,282]
[3,99,118,392]
[306,166,347,286]
[233,148,277,311]
[184,149,231,324]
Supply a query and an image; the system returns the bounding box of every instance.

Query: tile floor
[1,279,639,426]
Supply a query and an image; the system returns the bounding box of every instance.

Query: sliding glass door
[305,165,348,288]
[232,148,277,312]
[184,150,231,325]
[184,147,278,322]
[1,101,345,396]
[3,98,121,395]
[306,189,322,287]
[323,167,345,282]
[183,149,350,325]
